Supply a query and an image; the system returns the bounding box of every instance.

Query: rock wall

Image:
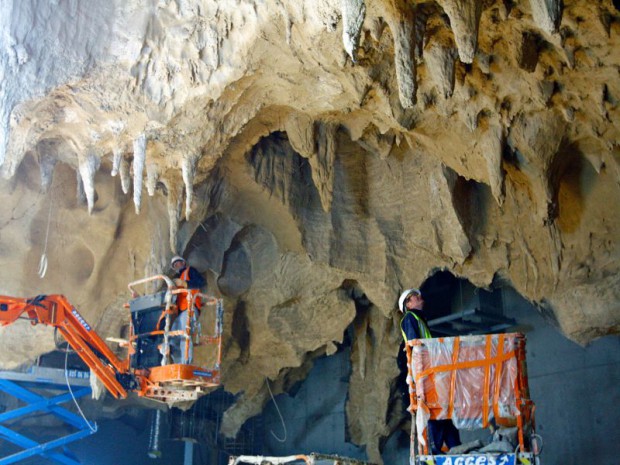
[0,1,619,462]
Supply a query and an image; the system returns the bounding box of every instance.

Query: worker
[169,255,206,364]
[399,288,461,455]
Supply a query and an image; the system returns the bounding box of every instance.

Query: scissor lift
[0,369,94,464]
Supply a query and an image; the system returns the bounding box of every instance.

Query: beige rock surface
[0,0,619,462]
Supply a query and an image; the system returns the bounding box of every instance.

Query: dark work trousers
[429,419,461,454]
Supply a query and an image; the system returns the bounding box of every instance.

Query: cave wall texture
[0,1,619,462]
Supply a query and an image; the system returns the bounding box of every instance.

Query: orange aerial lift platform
[0,275,223,404]
[405,333,542,465]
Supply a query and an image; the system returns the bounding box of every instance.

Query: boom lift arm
[0,294,129,399]
[0,277,223,404]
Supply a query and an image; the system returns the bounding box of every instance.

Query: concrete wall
[261,347,367,460]
[260,285,620,465]
[501,288,620,465]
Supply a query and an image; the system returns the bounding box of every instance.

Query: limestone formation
[132,134,147,214]
[0,0,618,462]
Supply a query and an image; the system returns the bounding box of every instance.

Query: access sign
[420,455,516,465]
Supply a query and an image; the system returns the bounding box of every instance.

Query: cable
[265,377,287,443]
[531,433,543,455]
[37,197,53,278]
[64,347,97,433]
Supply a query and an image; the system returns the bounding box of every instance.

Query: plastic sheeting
[407,333,529,431]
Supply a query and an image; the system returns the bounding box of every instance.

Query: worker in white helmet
[168,255,206,364]
[398,288,432,341]
[398,287,461,455]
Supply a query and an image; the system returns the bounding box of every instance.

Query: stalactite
[76,170,86,206]
[132,134,146,214]
[436,0,482,64]
[413,6,429,60]
[181,156,197,221]
[120,156,131,194]
[146,162,160,196]
[111,147,122,176]
[284,113,315,159]
[529,0,563,34]
[386,8,417,108]
[341,0,366,62]
[424,35,457,98]
[78,150,100,214]
[390,18,417,108]
[284,10,292,45]
[309,121,337,212]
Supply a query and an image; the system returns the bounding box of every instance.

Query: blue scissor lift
[0,362,97,464]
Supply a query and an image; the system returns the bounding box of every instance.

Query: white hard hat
[170,255,185,268]
[398,288,421,312]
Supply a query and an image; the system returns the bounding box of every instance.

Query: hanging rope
[266,377,287,443]
[37,197,54,278]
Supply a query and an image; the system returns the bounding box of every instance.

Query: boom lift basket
[127,275,224,404]
[405,333,536,460]
[0,274,224,405]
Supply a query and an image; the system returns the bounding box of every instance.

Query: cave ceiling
[0,1,619,462]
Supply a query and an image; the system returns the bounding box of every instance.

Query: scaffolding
[168,388,264,464]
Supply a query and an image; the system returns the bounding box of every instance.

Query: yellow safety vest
[400,311,432,343]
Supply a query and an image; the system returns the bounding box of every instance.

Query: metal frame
[228,454,373,465]
[0,379,96,465]
[427,308,517,336]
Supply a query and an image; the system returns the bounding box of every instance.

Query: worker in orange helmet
[398,288,461,455]
[169,255,206,364]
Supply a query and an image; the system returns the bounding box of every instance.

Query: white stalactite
[78,150,101,214]
[146,162,160,196]
[181,156,197,221]
[120,156,131,194]
[341,0,366,62]
[283,10,292,45]
[132,134,146,214]
[529,0,563,34]
[111,147,122,176]
[76,170,86,206]
[436,0,482,64]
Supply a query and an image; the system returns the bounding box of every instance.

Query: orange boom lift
[0,275,223,404]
